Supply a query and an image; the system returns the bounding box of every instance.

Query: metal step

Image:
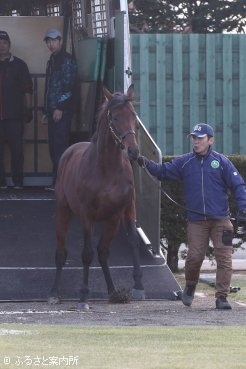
[0,189,182,301]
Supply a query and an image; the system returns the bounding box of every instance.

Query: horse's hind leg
[97,219,124,301]
[48,203,72,305]
[126,221,145,300]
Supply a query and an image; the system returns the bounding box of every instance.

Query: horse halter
[108,111,136,150]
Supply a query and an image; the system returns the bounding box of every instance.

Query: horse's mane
[91,91,134,144]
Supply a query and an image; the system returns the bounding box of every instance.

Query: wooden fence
[131,34,246,155]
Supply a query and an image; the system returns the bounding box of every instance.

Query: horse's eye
[135,120,140,130]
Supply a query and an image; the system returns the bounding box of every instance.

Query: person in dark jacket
[138,123,246,309]
[41,28,77,190]
[0,30,33,189]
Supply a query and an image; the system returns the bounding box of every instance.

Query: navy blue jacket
[146,147,246,221]
[44,50,77,113]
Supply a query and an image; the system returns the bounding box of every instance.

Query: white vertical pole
[120,0,132,92]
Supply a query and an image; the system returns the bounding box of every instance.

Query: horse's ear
[127,84,134,99]
[103,86,113,100]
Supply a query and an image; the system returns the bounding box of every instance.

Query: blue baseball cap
[43,28,62,41]
[189,123,214,138]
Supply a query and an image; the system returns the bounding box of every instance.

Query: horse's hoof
[132,288,146,300]
[47,296,61,305]
[109,289,130,304]
[77,302,90,311]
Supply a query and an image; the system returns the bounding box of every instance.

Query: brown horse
[48,85,145,309]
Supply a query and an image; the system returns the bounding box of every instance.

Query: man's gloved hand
[236,209,246,235]
[137,155,149,168]
[237,209,246,221]
[24,107,33,124]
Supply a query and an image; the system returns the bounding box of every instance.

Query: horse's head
[104,85,139,161]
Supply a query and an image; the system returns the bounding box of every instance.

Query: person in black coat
[0,30,33,189]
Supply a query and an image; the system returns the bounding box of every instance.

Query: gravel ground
[0,295,245,326]
[1,273,245,327]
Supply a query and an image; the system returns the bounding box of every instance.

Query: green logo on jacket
[211,160,219,169]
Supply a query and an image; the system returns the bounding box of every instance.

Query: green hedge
[161,155,246,272]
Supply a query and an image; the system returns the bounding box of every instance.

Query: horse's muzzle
[127,145,139,161]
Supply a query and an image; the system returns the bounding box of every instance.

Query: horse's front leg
[48,204,71,305]
[78,228,94,310]
[127,221,145,300]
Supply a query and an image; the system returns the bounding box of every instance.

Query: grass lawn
[0,325,246,369]
[0,272,245,369]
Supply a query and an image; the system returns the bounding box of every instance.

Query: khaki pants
[186,219,233,298]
